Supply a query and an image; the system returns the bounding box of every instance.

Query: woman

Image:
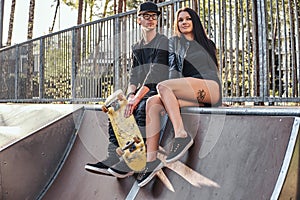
[137,7,222,187]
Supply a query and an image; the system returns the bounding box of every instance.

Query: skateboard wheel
[102,105,108,113]
[133,136,141,143]
[116,147,124,156]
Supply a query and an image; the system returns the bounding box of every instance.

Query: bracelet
[126,92,135,99]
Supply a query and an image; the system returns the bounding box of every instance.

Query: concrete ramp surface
[0,105,299,199]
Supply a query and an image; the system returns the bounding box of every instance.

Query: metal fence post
[39,38,44,99]
[257,0,269,102]
[114,17,120,91]
[71,28,77,99]
[14,45,19,100]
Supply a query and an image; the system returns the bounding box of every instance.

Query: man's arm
[126,84,137,98]
[128,51,140,89]
[132,85,150,101]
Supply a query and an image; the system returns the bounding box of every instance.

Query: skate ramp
[1,105,299,199]
[41,107,299,200]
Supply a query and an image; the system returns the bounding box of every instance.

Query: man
[85,1,169,178]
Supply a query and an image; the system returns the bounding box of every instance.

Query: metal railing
[0,0,299,104]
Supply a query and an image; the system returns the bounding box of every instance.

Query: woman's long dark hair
[174,7,218,67]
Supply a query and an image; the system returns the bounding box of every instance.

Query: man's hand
[124,86,149,118]
[124,95,139,117]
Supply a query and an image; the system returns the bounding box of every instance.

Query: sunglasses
[140,13,158,20]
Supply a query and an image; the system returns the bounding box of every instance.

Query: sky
[3,0,78,45]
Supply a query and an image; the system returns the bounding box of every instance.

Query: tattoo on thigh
[197,89,206,103]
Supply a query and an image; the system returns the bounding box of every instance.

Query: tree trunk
[84,0,87,23]
[26,0,35,99]
[118,0,123,13]
[89,0,95,22]
[114,0,117,14]
[7,0,16,46]
[27,0,35,40]
[123,0,126,12]
[77,0,83,24]
[49,0,60,33]
[75,0,83,77]
[103,0,109,17]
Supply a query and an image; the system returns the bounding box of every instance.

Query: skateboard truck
[116,136,143,156]
[102,92,125,113]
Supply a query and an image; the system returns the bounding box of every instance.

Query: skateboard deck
[102,89,146,172]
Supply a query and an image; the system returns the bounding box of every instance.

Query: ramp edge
[270,117,300,200]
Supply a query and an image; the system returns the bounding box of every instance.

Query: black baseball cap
[137,1,161,15]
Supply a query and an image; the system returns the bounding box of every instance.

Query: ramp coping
[84,105,300,117]
[181,107,300,116]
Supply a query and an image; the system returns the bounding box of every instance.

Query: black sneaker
[136,159,164,187]
[165,134,193,163]
[107,160,134,178]
[85,155,120,175]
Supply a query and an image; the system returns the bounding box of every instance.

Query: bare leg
[145,95,165,162]
[157,77,220,138]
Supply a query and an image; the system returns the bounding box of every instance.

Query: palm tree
[6,0,16,46]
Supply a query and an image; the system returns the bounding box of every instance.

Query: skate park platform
[0,104,299,200]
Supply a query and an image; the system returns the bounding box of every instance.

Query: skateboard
[102,89,146,172]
